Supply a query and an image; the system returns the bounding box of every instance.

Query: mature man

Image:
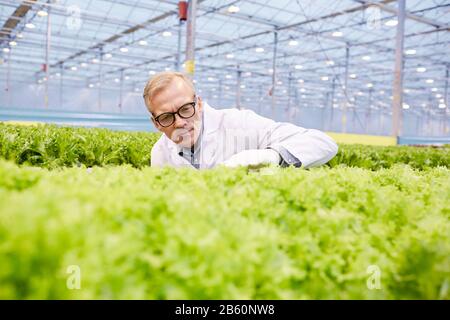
[143,71,338,169]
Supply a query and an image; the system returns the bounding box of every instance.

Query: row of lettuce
[0,160,448,299]
[1,123,449,170]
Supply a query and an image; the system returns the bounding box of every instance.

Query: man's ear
[197,96,203,112]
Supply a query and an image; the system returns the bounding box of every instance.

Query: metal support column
[342,45,349,133]
[45,7,51,108]
[59,63,63,109]
[119,69,124,112]
[324,93,329,131]
[288,72,292,121]
[258,85,263,115]
[444,65,449,135]
[391,0,406,138]
[367,87,373,134]
[380,109,385,135]
[176,19,183,71]
[330,76,336,131]
[98,47,103,111]
[6,49,11,107]
[236,65,242,110]
[426,94,432,136]
[271,31,278,118]
[185,0,198,77]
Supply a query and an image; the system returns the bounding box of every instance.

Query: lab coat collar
[202,101,222,136]
[165,101,222,168]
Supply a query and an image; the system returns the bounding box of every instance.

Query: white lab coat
[151,102,338,169]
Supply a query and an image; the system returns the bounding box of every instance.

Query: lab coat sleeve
[239,109,338,169]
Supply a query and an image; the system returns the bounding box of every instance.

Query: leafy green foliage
[0,123,160,169]
[1,123,449,170]
[328,144,450,170]
[1,123,448,299]
[0,160,448,299]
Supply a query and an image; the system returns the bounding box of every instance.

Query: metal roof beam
[0,0,37,45]
[49,0,209,69]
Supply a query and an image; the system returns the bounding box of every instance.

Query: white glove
[221,149,281,168]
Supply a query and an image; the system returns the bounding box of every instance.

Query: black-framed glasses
[153,96,197,127]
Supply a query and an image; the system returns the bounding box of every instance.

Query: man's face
[150,78,203,148]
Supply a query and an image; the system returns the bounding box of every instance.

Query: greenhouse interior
[0,0,449,302]
[0,0,449,140]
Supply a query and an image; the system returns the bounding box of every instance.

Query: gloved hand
[221,149,281,168]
